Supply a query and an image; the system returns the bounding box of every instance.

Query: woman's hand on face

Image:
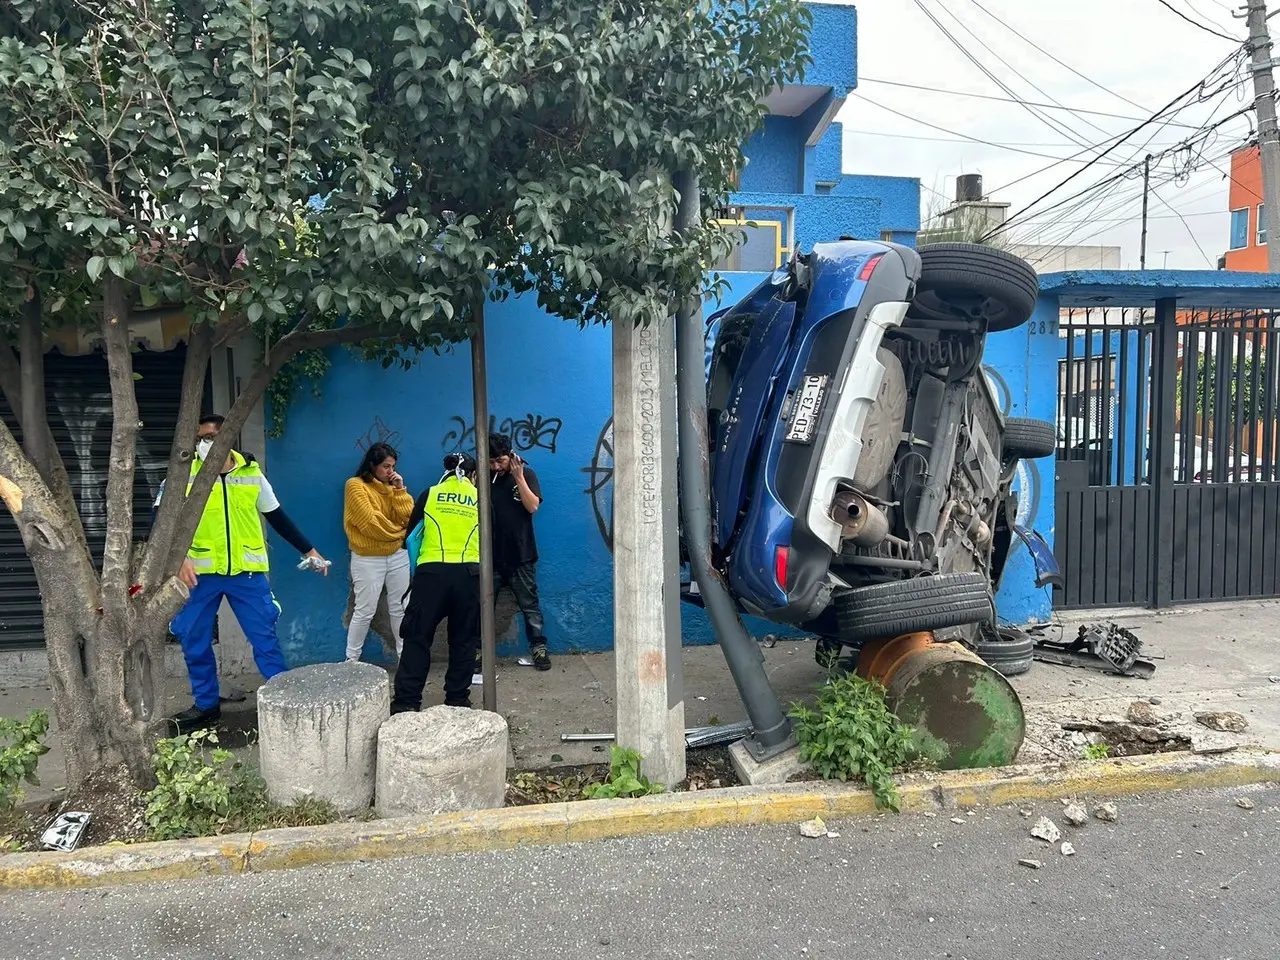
[388,471,404,490]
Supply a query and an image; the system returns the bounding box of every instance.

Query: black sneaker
[531,644,552,671]
[170,704,221,735]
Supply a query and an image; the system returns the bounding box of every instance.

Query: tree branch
[137,320,213,591]
[99,277,140,619]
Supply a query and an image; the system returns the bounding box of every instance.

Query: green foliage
[1083,743,1111,762]
[582,746,665,799]
[790,673,914,811]
[0,709,50,811]
[266,349,332,439]
[144,730,339,840]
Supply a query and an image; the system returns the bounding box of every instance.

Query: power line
[1150,183,1217,266]
[842,124,1094,149]
[1153,0,1244,41]
[963,0,1151,113]
[855,76,1207,130]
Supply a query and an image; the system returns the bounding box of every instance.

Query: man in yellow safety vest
[166,414,328,732]
[392,452,482,712]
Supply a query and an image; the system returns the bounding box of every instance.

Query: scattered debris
[1018,858,1042,869]
[1033,622,1155,678]
[1191,734,1239,756]
[1269,676,1280,684]
[517,657,535,667]
[932,841,943,849]
[1148,696,1163,705]
[1094,802,1119,823]
[1060,841,1076,856]
[582,681,602,691]
[1235,797,1256,811]
[922,811,938,818]
[1018,807,1034,818]
[1057,718,1191,757]
[1062,802,1088,827]
[799,817,828,839]
[1030,817,1061,844]
[949,816,966,824]
[1126,701,1159,727]
[1195,711,1249,733]
[40,812,91,852]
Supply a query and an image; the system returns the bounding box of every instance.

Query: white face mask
[195,438,213,461]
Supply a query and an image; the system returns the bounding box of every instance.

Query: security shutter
[0,346,188,649]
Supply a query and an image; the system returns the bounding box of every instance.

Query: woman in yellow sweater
[343,443,415,662]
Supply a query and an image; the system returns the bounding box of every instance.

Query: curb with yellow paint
[2,749,1276,891]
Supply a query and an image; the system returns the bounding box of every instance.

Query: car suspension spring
[904,338,971,370]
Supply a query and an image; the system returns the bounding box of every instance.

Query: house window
[711,218,790,272]
[1230,208,1249,250]
[1259,204,1268,246]
[880,230,894,242]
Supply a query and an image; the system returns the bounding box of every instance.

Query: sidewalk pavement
[2,600,1278,806]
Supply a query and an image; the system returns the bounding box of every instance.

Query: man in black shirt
[487,434,551,670]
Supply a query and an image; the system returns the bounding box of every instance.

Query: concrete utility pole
[1246,0,1280,271]
[611,177,686,787]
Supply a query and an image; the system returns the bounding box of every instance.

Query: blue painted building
[263,2,940,664]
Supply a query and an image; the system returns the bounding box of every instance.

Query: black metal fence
[1055,303,1280,609]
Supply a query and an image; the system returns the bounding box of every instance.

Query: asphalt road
[1,785,1276,960]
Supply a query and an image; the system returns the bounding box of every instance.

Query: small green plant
[1083,743,1111,762]
[144,730,267,840]
[789,673,914,811]
[582,747,665,799]
[0,709,50,811]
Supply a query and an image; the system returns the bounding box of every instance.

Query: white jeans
[346,550,411,660]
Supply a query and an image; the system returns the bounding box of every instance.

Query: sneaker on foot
[531,644,551,671]
[170,704,221,735]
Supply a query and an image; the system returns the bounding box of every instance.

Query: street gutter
[2,749,1276,891]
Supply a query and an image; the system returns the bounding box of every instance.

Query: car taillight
[774,545,790,588]
[858,254,884,281]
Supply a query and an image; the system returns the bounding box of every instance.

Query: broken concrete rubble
[1126,701,1159,727]
[1235,797,1256,810]
[1094,802,1119,822]
[1195,711,1249,733]
[1062,801,1088,827]
[799,817,827,839]
[1030,817,1061,843]
[1060,841,1076,856]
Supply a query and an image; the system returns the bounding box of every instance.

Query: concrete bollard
[257,662,390,814]
[375,707,509,818]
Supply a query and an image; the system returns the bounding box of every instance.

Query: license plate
[785,375,829,443]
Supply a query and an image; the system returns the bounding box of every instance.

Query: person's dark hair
[199,414,225,428]
[356,442,399,481]
[489,434,512,459]
[443,452,477,475]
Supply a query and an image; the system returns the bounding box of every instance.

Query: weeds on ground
[789,672,914,812]
[1083,743,1111,762]
[582,746,665,799]
[0,709,50,814]
[144,730,337,841]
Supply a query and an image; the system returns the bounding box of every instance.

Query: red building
[1224,144,1267,272]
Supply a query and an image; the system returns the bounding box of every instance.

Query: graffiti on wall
[581,417,614,551]
[441,413,563,455]
[354,416,403,453]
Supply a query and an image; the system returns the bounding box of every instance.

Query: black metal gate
[1055,302,1280,609]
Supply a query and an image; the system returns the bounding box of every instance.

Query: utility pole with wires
[1245,0,1280,271]
[1140,154,1152,269]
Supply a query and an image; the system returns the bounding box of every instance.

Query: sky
[833,0,1256,268]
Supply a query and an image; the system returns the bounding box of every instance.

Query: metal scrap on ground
[1031,622,1156,678]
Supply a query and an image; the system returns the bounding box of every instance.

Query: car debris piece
[949,816,966,824]
[1235,797,1256,810]
[41,812,91,852]
[1032,622,1155,678]
[1195,711,1249,733]
[799,817,828,839]
[1062,802,1088,827]
[1094,802,1119,823]
[559,720,754,749]
[1018,858,1042,870]
[1060,841,1076,856]
[1030,817,1061,843]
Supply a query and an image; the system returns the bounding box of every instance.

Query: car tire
[974,625,1035,677]
[1002,417,1057,459]
[833,572,995,643]
[913,243,1038,332]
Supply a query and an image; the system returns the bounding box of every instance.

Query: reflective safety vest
[411,475,480,565]
[187,451,270,576]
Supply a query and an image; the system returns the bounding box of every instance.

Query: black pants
[393,563,480,712]
[495,562,545,645]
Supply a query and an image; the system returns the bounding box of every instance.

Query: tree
[0,0,809,787]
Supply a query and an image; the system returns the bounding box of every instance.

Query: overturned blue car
[694,240,1059,667]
